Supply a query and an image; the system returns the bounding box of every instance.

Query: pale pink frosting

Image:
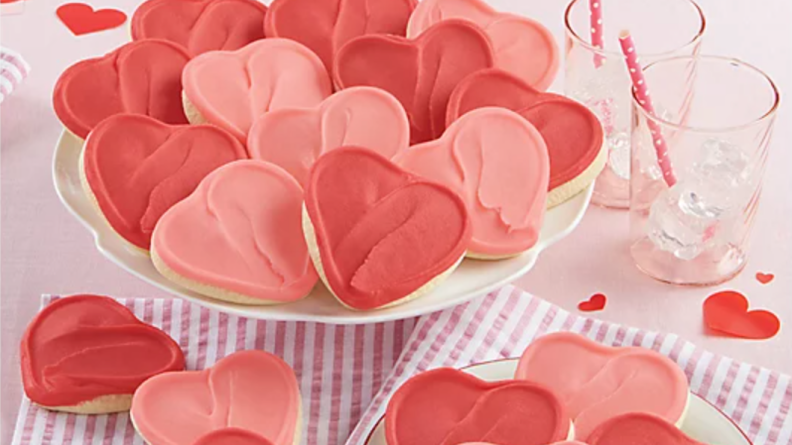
[395,107,549,257]
[131,350,300,445]
[182,39,332,143]
[406,0,559,91]
[516,332,690,440]
[152,160,317,302]
[247,86,410,186]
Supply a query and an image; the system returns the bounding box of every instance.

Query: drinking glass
[629,56,779,286]
[564,0,706,208]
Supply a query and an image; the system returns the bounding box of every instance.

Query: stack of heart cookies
[53,0,606,311]
[385,332,706,445]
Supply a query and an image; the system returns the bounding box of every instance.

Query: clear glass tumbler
[564,0,706,208]
[630,56,779,286]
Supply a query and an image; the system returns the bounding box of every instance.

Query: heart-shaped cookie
[82,114,246,250]
[407,0,558,91]
[303,147,471,310]
[265,0,416,73]
[386,368,572,445]
[131,350,300,445]
[248,86,409,186]
[152,160,317,305]
[132,0,267,57]
[20,294,184,413]
[395,107,549,258]
[516,332,690,440]
[182,39,333,142]
[53,39,190,139]
[586,413,706,444]
[334,19,494,144]
[447,69,606,208]
[194,429,275,445]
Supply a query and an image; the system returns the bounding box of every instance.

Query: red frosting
[304,147,471,310]
[132,0,268,57]
[447,69,603,191]
[265,0,416,73]
[53,39,190,139]
[83,114,247,250]
[334,20,494,144]
[586,413,706,445]
[194,429,275,445]
[20,295,184,407]
[385,368,571,445]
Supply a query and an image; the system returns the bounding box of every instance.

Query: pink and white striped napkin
[12,286,792,445]
[0,47,30,104]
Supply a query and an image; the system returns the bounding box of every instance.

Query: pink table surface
[1,0,790,443]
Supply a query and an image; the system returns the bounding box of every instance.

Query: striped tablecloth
[11,286,792,445]
[0,47,29,104]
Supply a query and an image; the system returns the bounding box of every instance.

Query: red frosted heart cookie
[20,295,184,413]
[447,69,606,208]
[248,86,410,186]
[131,350,300,445]
[586,413,706,444]
[515,332,690,439]
[152,160,318,305]
[386,368,572,445]
[194,429,275,445]
[396,107,549,259]
[265,0,416,73]
[334,19,494,144]
[132,0,267,57]
[82,114,246,250]
[53,39,190,139]
[303,147,471,310]
[407,0,558,91]
[182,39,333,142]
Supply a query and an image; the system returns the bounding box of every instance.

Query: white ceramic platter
[53,130,592,323]
[365,359,752,445]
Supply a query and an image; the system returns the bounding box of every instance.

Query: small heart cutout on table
[756,272,775,285]
[578,293,607,312]
[703,290,780,340]
[57,3,127,36]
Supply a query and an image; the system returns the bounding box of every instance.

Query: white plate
[53,130,592,323]
[364,359,752,445]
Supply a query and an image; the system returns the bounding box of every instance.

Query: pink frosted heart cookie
[182,39,333,143]
[407,0,558,91]
[586,413,707,445]
[447,69,606,208]
[81,114,246,250]
[151,160,318,305]
[386,368,572,445]
[334,19,494,144]
[247,86,410,186]
[395,107,549,259]
[131,350,300,445]
[515,332,690,440]
[53,39,190,139]
[132,0,268,57]
[265,0,416,73]
[20,295,184,414]
[303,147,471,310]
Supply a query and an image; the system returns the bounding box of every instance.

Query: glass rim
[564,0,707,58]
[632,55,781,133]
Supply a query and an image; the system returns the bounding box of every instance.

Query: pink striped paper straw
[590,0,604,67]
[619,30,677,187]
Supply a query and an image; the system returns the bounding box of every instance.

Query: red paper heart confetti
[57,3,127,36]
[703,290,780,340]
[756,272,775,285]
[578,293,607,312]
